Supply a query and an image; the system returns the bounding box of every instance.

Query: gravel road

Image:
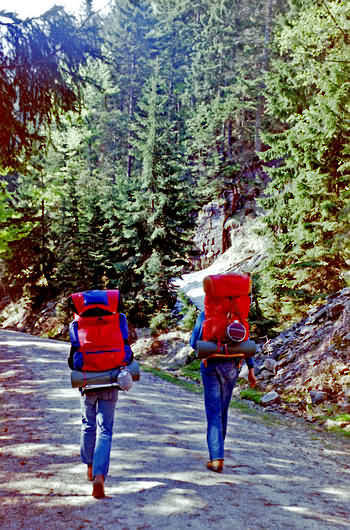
[0,330,349,530]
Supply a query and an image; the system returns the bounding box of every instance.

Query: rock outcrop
[253,288,350,428]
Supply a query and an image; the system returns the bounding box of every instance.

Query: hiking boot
[207,459,224,473]
[87,465,93,482]
[92,474,105,499]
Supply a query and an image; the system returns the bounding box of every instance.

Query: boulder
[260,391,280,406]
[264,358,277,374]
[309,391,328,405]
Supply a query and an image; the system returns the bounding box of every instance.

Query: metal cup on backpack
[226,320,247,342]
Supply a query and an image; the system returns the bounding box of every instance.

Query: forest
[0,0,349,332]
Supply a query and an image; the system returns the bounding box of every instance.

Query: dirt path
[0,330,349,530]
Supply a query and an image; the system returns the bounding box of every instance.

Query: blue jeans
[80,387,118,478]
[200,360,239,461]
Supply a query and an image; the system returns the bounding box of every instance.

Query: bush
[177,292,199,331]
[149,310,172,334]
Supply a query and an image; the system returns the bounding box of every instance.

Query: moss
[334,413,350,422]
[281,393,302,403]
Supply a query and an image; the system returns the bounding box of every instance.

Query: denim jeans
[80,387,118,478]
[200,360,239,461]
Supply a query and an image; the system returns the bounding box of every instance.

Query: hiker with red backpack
[68,289,136,499]
[190,273,256,473]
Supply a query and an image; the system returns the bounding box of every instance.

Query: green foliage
[180,359,202,383]
[4,0,342,336]
[183,0,273,201]
[257,0,350,323]
[177,292,199,331]
[334,414,350,423]
[249,272,280,337]
[240,388,264,404]
[128,68,197,319]
[0,7,102,171]
[149,309,173,334]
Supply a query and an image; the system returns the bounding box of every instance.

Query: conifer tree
[0,7,102,170]
[130,69,196,322]
[183,0,284,203]
[102,0,158,178]
[258,0,350,322]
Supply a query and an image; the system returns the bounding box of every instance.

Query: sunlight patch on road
[143,487,206,515]
[4,443,77,458]
[283,505,350,527]
[255,474,308,483]
[116,432,145,439]
[0,369,19,378]
[48,388,78,400]
[0,339,65,351]
[29,357,67,364]
[321,486,350,500]
[109,480,165,495]
[133,470,243,487]
[323,448,350,457]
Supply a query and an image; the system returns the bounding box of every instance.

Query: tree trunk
[255,0,274,153]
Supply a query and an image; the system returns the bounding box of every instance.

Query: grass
[179,359,201,383]
[140,363,202,393]
[334,413,350,422]
[240,388,264,404]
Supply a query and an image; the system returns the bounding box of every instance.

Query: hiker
[68,289,134,498]
[190,273,256,473]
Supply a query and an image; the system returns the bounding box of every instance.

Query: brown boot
[87,465,93,482]
[207,459,224,473]
[92,474,105,499]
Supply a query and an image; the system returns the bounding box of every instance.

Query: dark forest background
[0,0,349,331]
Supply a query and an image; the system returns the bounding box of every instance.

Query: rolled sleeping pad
[196,339,256,360]
[71,359,141,388]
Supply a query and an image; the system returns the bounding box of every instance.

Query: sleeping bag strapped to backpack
[202,273,251,344]
[69,289,132,372]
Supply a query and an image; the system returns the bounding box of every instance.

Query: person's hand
[248,368,256,388]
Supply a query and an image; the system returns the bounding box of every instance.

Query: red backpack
[69,289,131,372]
[202,273,251,344]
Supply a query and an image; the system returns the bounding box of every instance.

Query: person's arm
[189,311,205,350]
[246,357,256,388]
[246,356,256,388]
[68,320,80,370]
[119,313,134,362]
[68,345,76,370]
[248,367,256,388]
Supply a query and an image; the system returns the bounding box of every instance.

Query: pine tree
[183,0,285,203]
[258,0,350,323]
[102,0,158,178]
[129,69,196,322]
[0,7,102,170]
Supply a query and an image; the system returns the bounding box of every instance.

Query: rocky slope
[252,287,350,429]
